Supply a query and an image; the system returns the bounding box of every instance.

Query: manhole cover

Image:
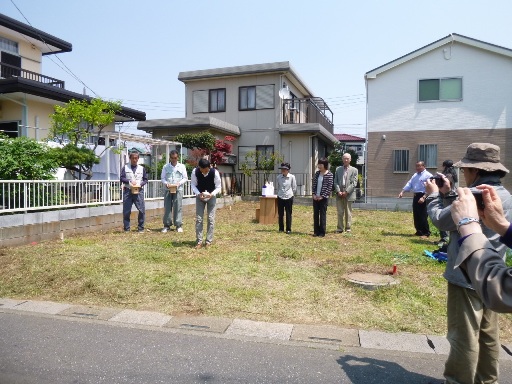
[345,272,399,290]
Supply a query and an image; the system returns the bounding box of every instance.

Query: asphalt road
[0,310,459,384]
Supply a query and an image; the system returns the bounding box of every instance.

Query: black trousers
[277,197,293,232]
[313,198,329,236]
[413,193,430,236]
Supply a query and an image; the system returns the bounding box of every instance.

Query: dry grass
[1,200,512,340]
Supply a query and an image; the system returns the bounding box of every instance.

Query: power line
[9,0,141,123]
[10,0,99,97]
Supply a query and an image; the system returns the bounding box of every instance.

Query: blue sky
[4,0,512,138]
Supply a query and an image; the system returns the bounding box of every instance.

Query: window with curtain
[209,89,226,112]
[239,85,275,111]
[0,37,19,55]
[419,78,462,101]
[239,86,256,110]
[418,144,437,168]
[393,149,409,172]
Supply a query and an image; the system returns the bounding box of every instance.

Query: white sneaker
[161,227,169,233]
[177,227,183,233]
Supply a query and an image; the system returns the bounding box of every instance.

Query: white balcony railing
[0,180,195,214]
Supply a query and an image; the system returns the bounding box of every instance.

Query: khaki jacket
[334,165,358,202]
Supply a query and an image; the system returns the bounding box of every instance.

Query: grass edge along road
[1,201,512,340]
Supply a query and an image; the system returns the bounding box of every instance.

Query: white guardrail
[0,180,195,214]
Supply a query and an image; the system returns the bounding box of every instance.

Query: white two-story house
[138,61,338,194]
[365,33,512,197]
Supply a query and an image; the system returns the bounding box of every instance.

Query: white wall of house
[366,39,512,197]
[18,39,42,73]
[367,43,512,133]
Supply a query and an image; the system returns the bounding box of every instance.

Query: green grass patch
[1,201,512,339]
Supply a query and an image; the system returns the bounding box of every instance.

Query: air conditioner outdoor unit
[223,154,237,165]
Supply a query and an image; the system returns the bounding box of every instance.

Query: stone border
[2,298,512,360]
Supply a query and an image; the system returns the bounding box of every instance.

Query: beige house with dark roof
[138,61,337,194]
[0,13,145,141]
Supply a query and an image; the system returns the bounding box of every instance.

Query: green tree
[0,134,62,209]
[49,98,121,179]
[175,132,216,154]
[176,132,216,169]
[328,142,358,172]
[240,150,284,192]
[0,134,59,180]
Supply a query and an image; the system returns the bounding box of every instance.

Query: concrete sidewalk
[2,297,512,361]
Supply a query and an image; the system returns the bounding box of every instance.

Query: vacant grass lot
[1,200,512,340]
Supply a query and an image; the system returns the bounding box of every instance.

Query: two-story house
[365,33,512,197]
[138,61,338,194]
[0,13,145,141]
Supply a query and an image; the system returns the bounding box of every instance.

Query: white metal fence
[0,180,195,214]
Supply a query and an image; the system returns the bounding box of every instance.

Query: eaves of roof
[279,123,338,145]
[137,116,241,136]
[0,77,146,121]
[365,33,512,79]
[0,13,72,55]
[178,61,315,97]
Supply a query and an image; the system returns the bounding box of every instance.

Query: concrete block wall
[0,196,240,247]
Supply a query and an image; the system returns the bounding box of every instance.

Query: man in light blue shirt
[161,150,188,233]
[398,161,432,237]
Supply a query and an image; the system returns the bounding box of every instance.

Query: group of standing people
[275,153,359,237]
[122,150,361,241]
[121,150,220,248]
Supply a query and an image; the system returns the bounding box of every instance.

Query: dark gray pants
[123,189,145,231]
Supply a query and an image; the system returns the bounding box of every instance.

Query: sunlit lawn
[1,200,512,340]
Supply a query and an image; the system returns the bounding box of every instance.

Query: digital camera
[469,188,485,209]
[429,175,444,188]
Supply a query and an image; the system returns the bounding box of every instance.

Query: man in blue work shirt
[398,160,432,238]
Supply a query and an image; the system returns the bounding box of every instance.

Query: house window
[393,149,409,173]
[237,145,275,170]
[256,145,274,170]
[1,51,21,78]
[418,144,437,168]
[419,78,462,102]
[239,84,275,111]
[209,89,226,112]
[238,146,255,170]
[0,121,19,138]
[192,89,226,113]
[192,90,208,113]
[239,87,256,110]
[0,37,19,55]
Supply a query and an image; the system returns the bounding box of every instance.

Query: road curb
[2,298,511,361]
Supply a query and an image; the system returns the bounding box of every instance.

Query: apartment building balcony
[0,61,65,88]
[282,97,333,133]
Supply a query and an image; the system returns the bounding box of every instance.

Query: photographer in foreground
[451,185,512,313]
[425,143,512,384]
